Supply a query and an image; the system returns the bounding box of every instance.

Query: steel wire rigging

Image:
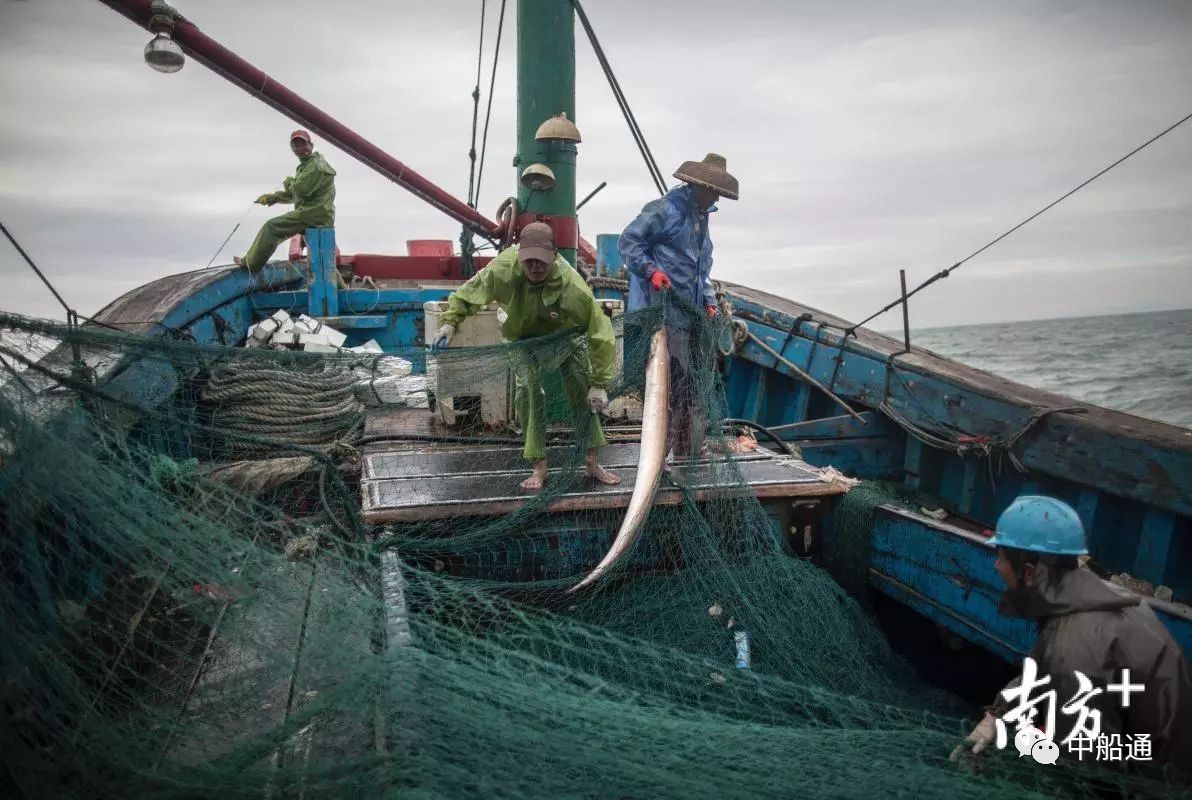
[847,108,1192,336]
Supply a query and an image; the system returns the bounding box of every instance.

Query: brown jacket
[995,565,1192,771]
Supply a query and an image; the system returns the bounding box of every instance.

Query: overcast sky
[1,0,1189,328]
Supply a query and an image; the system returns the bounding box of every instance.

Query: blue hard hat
[987,495,1088,556]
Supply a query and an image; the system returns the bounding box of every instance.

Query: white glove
[587,387,608,413]
[431,324,456,352]
[949,712,997,763]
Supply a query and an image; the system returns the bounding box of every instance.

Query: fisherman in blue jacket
[619,153,738,461]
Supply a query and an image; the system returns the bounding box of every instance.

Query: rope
[1002,405,1087,472]
[879,395,1086,474]
[201,363,365,455]
[0,216,96,370]
[474,0,508,210]
[1,217,72,317]
[570,0,667,196]
[465,0,487,208]
[848,107,1192,335]
[586,275,629,291]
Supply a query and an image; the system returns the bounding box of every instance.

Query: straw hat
[674,153,738,200]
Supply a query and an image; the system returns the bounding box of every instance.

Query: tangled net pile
[0,305,1184,799]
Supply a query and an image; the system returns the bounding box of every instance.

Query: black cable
[474,0,507,210]
[0,218,170,346]
[1,218,72,316]
[722,418,800,457]
[570,0,667,196]
[465,0,487,207]
[848,108,1192,335]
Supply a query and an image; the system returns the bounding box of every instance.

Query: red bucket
[407,240,454,257]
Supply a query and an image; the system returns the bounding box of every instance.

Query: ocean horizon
[892,307,1191,429]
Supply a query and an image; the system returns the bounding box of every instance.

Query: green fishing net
[0,304,1184,799]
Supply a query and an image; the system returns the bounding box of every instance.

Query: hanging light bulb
[144,0,185,73]
[144,31,184,73]
[520,163,557,192]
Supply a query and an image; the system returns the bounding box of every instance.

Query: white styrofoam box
[270,310,293,328]
[424,301,504,348]
[254,318,280,337]
[354,373,427,406]
[421,298,627,427]
[376,356,414,378]
[245,323,264,348]
[423,301,509,426]
[299,331,332,347]
[271,330,299,348]
[348,339,384,354]
[296,314,322,334]
[302,342,339,353]
[352,356,416,404]
[348,357,410,383]
[323,327,348,348]
[249,319,279,347]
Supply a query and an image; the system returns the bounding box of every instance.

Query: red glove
[707,305,719,318]
[649,270,672,290]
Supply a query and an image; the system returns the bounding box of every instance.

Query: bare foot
[520,460,548,491]
[586,463,622,485]
[585,450,622,485]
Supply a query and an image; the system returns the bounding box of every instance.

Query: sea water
[908,308,1191,430]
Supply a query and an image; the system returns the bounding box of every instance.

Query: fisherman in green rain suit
[235,129,336,273]
[432,222,621,492]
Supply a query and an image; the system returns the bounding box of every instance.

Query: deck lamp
[144,0,185,73]
[533,112,582,144]
[520,163,557,192]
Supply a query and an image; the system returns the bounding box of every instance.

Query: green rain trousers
[440,247,616,462]
[242,152,336,273]
[512,347,607,462]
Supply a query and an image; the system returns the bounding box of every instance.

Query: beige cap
[517,222,557,264]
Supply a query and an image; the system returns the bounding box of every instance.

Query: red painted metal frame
[516,213,578,252]
[513,213,599,265]
[97,0,504,239]
[349,255,495,281]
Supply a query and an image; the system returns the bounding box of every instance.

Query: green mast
[516,0,578,265]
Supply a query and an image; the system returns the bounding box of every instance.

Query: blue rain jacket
[619,184,717,316]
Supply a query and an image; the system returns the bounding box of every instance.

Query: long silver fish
[567,327,670,593]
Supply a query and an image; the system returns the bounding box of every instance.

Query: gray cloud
[1,0,1189,326]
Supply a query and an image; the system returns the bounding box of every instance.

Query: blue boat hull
[84,263,1192,663]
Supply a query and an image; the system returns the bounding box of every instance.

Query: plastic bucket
[407,240,454,257]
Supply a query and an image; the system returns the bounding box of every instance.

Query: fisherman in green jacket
[432,222,620,492]
[235,129,336,274]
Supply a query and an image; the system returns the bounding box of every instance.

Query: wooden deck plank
[361,442,772,481]
[361,449,843,523]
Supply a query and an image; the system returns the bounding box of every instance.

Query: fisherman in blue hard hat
[953,495,1192,772]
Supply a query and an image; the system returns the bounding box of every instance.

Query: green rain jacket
[440,247,616,388]
[264,152,336,226]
